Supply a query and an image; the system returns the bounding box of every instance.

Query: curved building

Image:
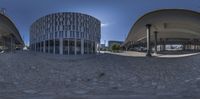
[0,13,24,51]
[30,12,101,55]
[124,9,200,56]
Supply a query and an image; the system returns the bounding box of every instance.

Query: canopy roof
[125,9,200,45]
[0,13,24,45]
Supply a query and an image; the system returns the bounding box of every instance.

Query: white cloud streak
[101,23,109,27]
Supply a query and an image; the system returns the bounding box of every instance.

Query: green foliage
[111,44,120,52]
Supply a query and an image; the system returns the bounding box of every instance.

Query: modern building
[108,40,123,48]
[30,12,101,55]
[123,9,200,56]
[0,12,24,52]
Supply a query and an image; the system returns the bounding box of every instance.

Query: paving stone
[0,51,200,97]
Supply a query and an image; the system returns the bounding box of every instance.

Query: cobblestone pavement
[0,51,200,99]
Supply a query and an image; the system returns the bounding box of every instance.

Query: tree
[111,44,120,52]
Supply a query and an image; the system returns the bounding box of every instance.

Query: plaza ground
[0,51,200,99]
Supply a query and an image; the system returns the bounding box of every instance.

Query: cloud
[101,23,109,27]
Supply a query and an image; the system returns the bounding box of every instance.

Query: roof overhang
[0,13,24,45]
[124,9,200,46]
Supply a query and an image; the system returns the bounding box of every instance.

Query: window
[55,32,57,38]
[65,31,67,38]
[59,31,63,37]
[76,32,79,38]
[73,31,75,37]
[70,31,73,38]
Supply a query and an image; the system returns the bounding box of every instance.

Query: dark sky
[0,0,200,45]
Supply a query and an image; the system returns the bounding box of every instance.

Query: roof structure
[0,13,24,50]
[124,9,200,46]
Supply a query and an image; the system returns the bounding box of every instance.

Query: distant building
[0,8,6,15]
[108,40,123,48]
[30,12,101,55]
[100,44,106,49]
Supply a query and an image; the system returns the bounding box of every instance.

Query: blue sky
[0,0,200,46]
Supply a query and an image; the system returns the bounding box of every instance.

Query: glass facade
[30,12,101,55]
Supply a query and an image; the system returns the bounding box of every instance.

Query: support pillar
[10,36,15,52]
[87,40,89,54]
[182,44,185,51]
[43,41,45,53]
[81,39,84,55]
[48,40,50,53]
[188,44,190,51]
[193,44,195,51]
[195,40,197,51]
[59,38,63,55]
[10,36,13,52]
[2,37,5,51]
[188,44,190,50]
[146,24,152,57]
[53,39,56,54]
[68,39,69,55]
[154,31,158,54]
[163,44,166,51]
[39,42,40,52]
[195,44,197,51]
[185,44,187,51]
[196,43,198,51]
[40,42,42,52]
[95,42,98,53]
[74,38,77,55]
[91,41,94,54]
[34,43,36,52]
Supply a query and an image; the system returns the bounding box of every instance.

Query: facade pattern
[30,12,101,55]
